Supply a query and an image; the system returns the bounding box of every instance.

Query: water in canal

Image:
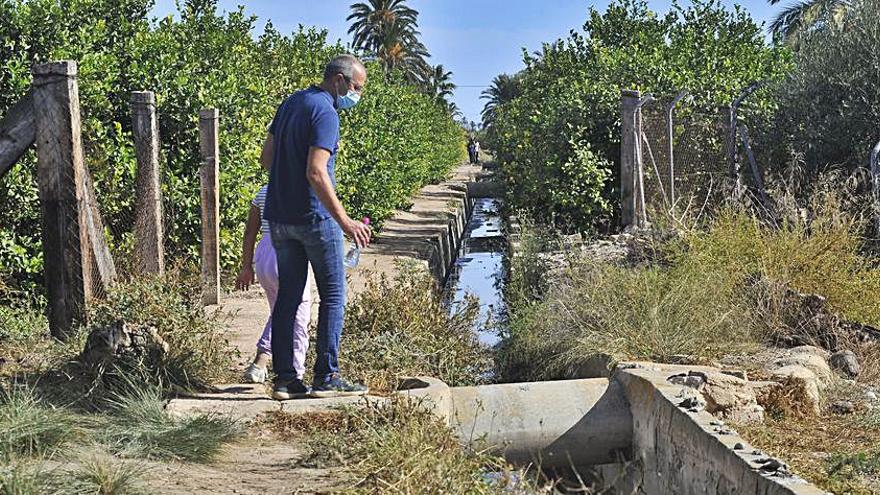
[444,197,506,347]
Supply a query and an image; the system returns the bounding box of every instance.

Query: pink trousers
[254,235,312,379]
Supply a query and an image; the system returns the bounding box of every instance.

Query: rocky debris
[583,236,633,264]
[80,320,169,368]
[721,369,748,381]
[829,350,861,378]
[865,388,878,402]
[668,372,706,389]
[677,394,705,412]
[772,346,832,381]
[830,400,855,415]
[733,442,745,450]
[668,370,764,423]
[691,370,764,424]
[579,228,681,267]
[767,346,833,414]
[756,457,791,477]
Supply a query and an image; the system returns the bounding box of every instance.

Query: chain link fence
[641,100,730,221]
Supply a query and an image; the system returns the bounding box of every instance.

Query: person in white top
[473,140,481,163]
[235,185,313,384]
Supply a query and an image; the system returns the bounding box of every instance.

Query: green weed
[99,382,240,463]
[0,384,85,462]
[66,454,145,495]
[341,264,490,391]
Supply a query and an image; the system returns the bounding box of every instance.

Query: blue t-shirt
[264,86,339,225]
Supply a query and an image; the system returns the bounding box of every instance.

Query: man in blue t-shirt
[260,54,371,400]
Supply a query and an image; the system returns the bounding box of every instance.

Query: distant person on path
[234,184,313,385]
[474,140,482,163]
[261,54,371,400]
[467,139,476,164]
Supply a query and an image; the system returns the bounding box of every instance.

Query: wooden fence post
[31,61,91,339]
[131,91,165,275]
[620,89,640,229]
[199,108,220,306]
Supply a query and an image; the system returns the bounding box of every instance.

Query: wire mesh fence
[641,101,731,221]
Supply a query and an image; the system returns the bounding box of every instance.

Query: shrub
[340,265,490,391]
[487,0,789,233]
[87,273,237,389]
[0,0,465,288]
[766,0,880,178]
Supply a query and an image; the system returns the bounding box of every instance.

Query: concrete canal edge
[398,364,827,495]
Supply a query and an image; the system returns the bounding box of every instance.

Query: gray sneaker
[272,379,310,400]
[243,363,267,384]
[310,374,369,398]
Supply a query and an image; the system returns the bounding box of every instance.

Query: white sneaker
[244,363,268,383]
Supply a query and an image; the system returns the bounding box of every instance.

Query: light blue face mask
[337,89,361,110]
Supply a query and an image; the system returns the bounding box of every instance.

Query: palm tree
[769,0,851,44]
[347,0,430,82]
[480,74,521,127]
[422,64,456,109]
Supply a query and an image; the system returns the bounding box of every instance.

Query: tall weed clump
[500,255,754,381]
[0,385,85,462]
[99,382,239,463]
[501,203,880,381]
[677,204,880,328]
[341,265,489,391]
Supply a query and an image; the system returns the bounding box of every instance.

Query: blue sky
[152,0,779,124]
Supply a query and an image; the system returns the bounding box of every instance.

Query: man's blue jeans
[269,217,345,383]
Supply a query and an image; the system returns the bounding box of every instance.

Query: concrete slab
[166,383,388,421]
[611,363,827,495]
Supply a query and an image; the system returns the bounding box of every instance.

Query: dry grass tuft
[262,398,546,494]
[260,410,350,440]
[756,376,815,420]
[738,414,880,494]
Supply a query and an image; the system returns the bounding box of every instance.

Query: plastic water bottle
[343,217,370,269]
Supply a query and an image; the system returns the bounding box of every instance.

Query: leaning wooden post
[131,91,165,275]
[31,61,92,340]
[199,108,220,306]
[620,89,640,229]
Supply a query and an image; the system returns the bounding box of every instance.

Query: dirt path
[142,437,351,494]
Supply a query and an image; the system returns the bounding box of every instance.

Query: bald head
[323,54,366,83]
